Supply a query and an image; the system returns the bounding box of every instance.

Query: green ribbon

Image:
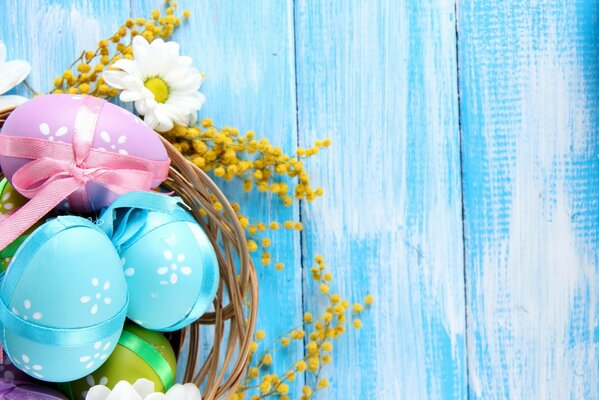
[0,235,28,260]
[118,329,175,390]
[57,382,75,400]
[0,178,7,197]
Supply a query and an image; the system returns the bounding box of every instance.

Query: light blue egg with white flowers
[98,191,219,332]
[0,216,128,382]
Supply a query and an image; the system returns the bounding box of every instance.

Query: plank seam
[291,0,309,389]
[453,1,471,399]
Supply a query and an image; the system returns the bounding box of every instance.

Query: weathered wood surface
[458,1,598,399]
[0,0,596,398]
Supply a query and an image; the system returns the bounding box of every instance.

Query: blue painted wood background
[0,0,597,398]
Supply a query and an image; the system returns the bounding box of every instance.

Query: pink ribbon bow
[0,95,170,251]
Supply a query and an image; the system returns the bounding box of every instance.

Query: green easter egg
[0,178,31,271]
[62,322,177,400]
[0,178,28,215]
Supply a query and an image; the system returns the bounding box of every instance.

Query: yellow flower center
[144,77,169,103]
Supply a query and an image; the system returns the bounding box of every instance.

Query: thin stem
[22,79,39,96]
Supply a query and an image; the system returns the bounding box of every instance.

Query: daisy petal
[111,59,143,80]
[132,35,150,64]
[145,395,168,400]
[181,383,202,400]
[0,95,29,109]
[132,378,156,398]
[85,385,111,400]
[0,60,31,95]
[102,70,127,90]
[153,107,174,132]
[164,384,186,399]
[143,111,159,130]
[120,89,145,102]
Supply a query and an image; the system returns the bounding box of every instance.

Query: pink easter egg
[0,94,169,211]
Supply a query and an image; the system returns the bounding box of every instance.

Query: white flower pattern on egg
[39,122,68,142]
[13,354,43,378]
[11,299,43,321]
[80,278,112,315]
[1,192,13,212]
[82,374,109,398]
[79,341,112,370]
[98,130,128,155]
[157,249,192,285]
[122,257,135,277]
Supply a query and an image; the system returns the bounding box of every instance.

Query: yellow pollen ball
[259,381,271,394]
[308,357,319,371]
[277,383,289,395]
[261,354,272,365]
[296,360,307,372]
[144,77,169,103]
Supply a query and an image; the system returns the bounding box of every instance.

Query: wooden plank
[294,1,467,398]
[458,1,599,398]
[131,0,306,392]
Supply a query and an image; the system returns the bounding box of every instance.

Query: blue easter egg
[0,216,128,382]
[99,193,219,332]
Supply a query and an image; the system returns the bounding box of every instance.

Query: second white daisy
[102,36,205,132]
[0,41,31,110]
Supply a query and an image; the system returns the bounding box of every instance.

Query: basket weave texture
[0,106,257,400]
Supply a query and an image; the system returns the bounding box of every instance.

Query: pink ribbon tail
[0,177,81,250]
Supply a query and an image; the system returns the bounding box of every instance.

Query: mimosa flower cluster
[232,257,373,400]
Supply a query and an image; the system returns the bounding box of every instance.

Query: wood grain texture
[294,1,467,398]
[457,1,599,398]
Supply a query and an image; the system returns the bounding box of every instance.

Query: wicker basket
[0,106,257,400]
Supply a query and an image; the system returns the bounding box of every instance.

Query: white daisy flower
[102,36,205,133]
[85,378,201,400]
[0,42,31,110]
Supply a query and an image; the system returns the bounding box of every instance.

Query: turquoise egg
[99,192,219,332]
[0,216,128,382]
